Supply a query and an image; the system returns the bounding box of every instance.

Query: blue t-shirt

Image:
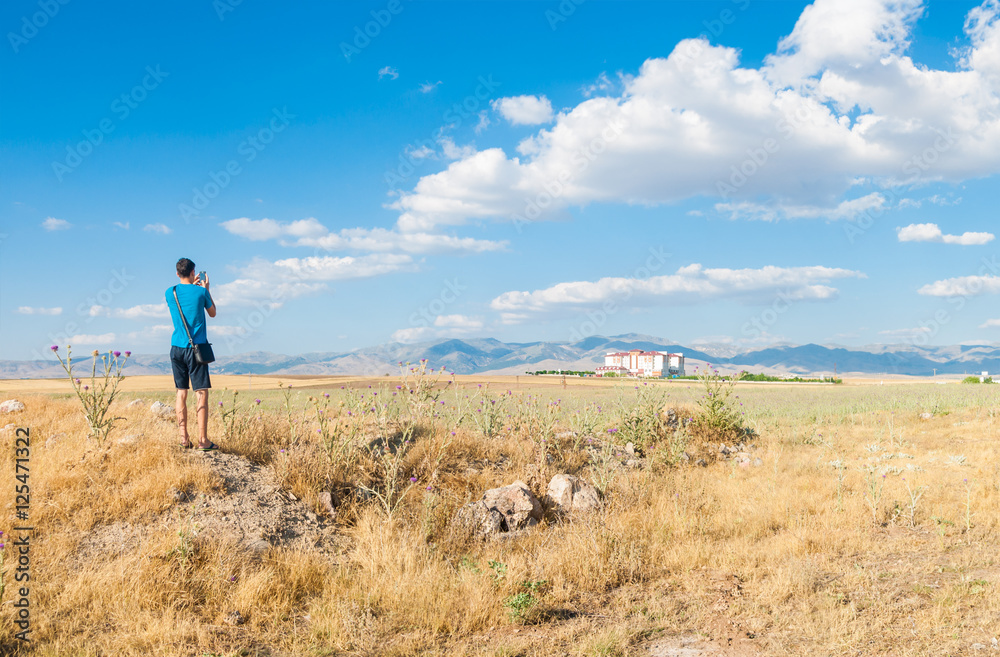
[166,284,213,348]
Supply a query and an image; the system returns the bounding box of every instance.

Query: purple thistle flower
[125,351,131,357]
[409,476,418,483]
[50,345,58,351]
[255,399,261,404]
[83,385,89,391]
[113,350,121,357]
[426,485,433,491]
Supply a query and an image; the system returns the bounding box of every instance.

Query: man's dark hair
[176,258,195,277]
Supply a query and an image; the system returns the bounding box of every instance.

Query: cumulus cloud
[378,66,399,80]
[221,217,506,255]
[17,306,62,315]
[896,222,994,244]
[391,314,484,343]
[143,223,172,235]
[491,95,554,125]
[389,0,1000,232]
[113,221,130,230]
[42,217,70,231]
[491,264,866,319]
[979,318,1000,328]
[86,304,170,319]
[212,254,414,307]
[419,80,442,93]
[918,274,1000,296]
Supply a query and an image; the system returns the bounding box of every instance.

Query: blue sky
[3,0,1000,361]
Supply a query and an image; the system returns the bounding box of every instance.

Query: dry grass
[0,379,998,655]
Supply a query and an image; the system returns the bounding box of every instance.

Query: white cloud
[42,217,70,231]
[212,254,414,307]
[716,193,886,222]
[67,332,117,345]
[582,72,614,98]
[406,145,435,160]
[491,264,866,319]
[391,314,484,343]
[474,110,491,134]
[378,66,399,80]
[491,95,554,125]
[221,217,506,255]
[389,0,1000,232]
[16,306,62,316]
[979,318,1000,328]
[918,274,1000,296]
[878,327,933,339]
[221,217,328,241]
[896,222,994,245]
[439,137,476,161]
[113,221,130,230]
[87,303,170,319]
[143,223,172,235]
[419,80,441,93]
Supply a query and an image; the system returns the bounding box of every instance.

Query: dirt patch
[75,447,340,562]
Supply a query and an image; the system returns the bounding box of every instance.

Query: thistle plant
[693,366,746,441]
[398,359,453,418]
[309,392,362,475]
[52,345,130,444]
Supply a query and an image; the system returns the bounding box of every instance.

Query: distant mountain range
[3,334,1000,379]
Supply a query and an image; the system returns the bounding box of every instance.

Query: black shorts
[170,345,212,391]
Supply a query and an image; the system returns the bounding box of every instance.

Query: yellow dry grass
[0,378,997,656]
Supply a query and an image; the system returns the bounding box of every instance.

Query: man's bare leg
[176,388,191,446]
[195,389,210,448]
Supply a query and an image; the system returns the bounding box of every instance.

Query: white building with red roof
[595,349,685,378]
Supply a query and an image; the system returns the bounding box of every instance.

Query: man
[166,257,219,451]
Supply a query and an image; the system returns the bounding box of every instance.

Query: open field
[0,369,998,656]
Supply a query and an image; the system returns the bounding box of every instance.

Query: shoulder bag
[172,285,216,365]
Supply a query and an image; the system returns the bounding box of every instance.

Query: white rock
[545,474,601,514]
[481,480,543,530]
[127,399,146,409]
[150,401,174,419]
[919,412,934,420]
[453,501,506,537]
[0,400,25,414]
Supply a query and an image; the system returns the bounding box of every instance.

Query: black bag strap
[172,285,197,348]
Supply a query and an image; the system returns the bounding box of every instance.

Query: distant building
[596,350,685,378]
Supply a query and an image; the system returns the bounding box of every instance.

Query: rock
[545,474,601,514]
[625,459,643,469]
[752,458,764,467]
[127,399,146,409]
[555,431,577,441]
[224,610,246,626]
[664,408,679,429]
[150,401,174,419]
[168,487,188,503]
[45,433,67,449]
[318,491,337,518]
[481,480,542,531]
[2,423,17,433]
[116,433,141,445]
[453,501,506,537]
[696,459,708,467]
[0,400,25,414]
[625,442,636,456]
[919,412,934,420]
